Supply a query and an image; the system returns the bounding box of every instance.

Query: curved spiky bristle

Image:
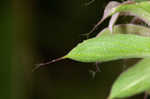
[32,56,66,72]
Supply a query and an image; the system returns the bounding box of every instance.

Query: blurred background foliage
[0,0,145,99]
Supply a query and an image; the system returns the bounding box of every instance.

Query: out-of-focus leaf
[109,58,150,99]
[96,24,150,37]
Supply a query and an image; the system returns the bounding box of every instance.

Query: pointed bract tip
[32,56,67,72]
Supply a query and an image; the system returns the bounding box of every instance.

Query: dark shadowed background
[0,0,144,99]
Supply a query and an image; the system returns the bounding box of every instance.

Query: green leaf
[109,58,150,99]
[89,1,150,34]
[88,1,120,34]
[97,24,150,37]
[34,25,150,71]
[112,1,150,25]
[132,0,150,2]
[65,34,150,63]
